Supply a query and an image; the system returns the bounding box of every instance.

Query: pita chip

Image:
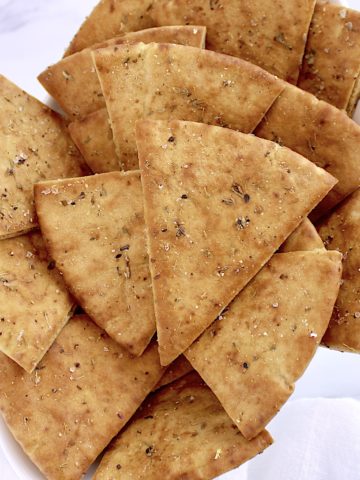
[298,2,360,115]
[34,171,155,356]
[153,355,193,391]
[255,83,360,220]
[280,218,324,253]
[94,372,273,480]
[136,119,337,365]
[39,26,206,119]
[69,109,119,173]
[0,75,87,240]
[317,189,360,353]
[0,315,164,480]
[0,231,74,372]
[94,42,284,170]
[186,250,342,440]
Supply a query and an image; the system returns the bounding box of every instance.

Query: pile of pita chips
[94,42,284,170]
[39,26,206,119]
[298,2,360,115]
[317,189,360,353]
[34,171,155,356]
[0,231,74,373]
[136,119,336,365]
[280,218,324,253]
[0,75,87,239]
[94,372,273,480]
[255,83,360,220]
[186,250,342,439]
[0,315,164,480]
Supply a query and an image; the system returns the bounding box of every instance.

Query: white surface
[0,0,360,479]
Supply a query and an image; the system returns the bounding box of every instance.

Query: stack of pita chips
[0,0,360,478]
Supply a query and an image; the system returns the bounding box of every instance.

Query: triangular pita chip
[69,108,119,173]
[153,355,193,391]
[39,26,206,119]
[0,75,87,239]
[34,171,155,356]
[136,119,337,365]
[317,189,360,353]
[186,250,342,440]
[280,218,324,253]
[0,231,74,372]
[298,2,360,115]
[255,83,360,220]
[94,42,284,170]
[0,315,164,480]
[94,372,273,480]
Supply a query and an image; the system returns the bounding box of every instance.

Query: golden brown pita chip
[255,83,360,220]
[280,218,324,253]
[298,2,360,115]
[94,372,273,480]
[40,26,206,119]
[317,189,360,353]
[0,231,74,372]
[0,75,87,240]
[94,42,284,170]
[186,250,342,440]
[153,355,193,391]
[69,108,119,173]
[136,119,337,366]
[0,315,164,480]
[34,171,155,356]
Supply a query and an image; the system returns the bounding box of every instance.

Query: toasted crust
[317,189,360,353]
[34,172,156,356]
[0,315,164,480]
[136,119,336,365]
[255,83,360,220]
[153,355,193,391]
[280,218,324,252]
[0,75,87,239]
[94,372,273,480]
[186,251,342,439]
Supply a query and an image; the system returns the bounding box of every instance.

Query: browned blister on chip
[255,83,360,220]
[136,119,337,366]
[0,75,87,239]
[34,172,155,356]
[298,2,360,115]
[280,218,324,252]
[186,250,342,439]
[0,231,74,372]
[0,315,164,480]
[318,189,360,353]
[94,372,273,480]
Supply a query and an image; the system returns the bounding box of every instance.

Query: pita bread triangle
[136,119,337,366]
[34,171,156,356]
[317,188,360,353]
[93,42,284,170]
[0,315,164,480]
[39,26,206,119]
[94,372,273,480]
[186,250,342,440]
[280,218,324,253]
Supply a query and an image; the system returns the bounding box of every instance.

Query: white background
[0,0,360,479]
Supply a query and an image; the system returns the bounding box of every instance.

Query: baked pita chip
[280,218,324,253]
[0,75,87,240]
[136,119,337,365]
[186,250,342,440]
[317,189,360,353]
[34,171,155,356]
[39,26,206,119]
[64,0,155,56]
[0,315,164,480]
[255,83,360,220]
[94,372,273,480]
[94,42,284,170]
[298,2,360,115]
[0,231,74,372]
[153,355,193,391]
[69,108,119,173]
